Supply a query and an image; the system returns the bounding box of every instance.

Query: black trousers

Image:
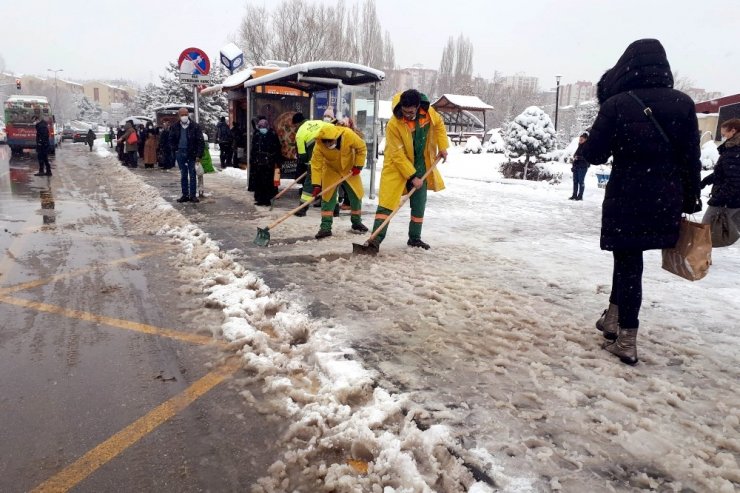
[37,146,51,174]
[219,143,232,167]
[609,250,643,329]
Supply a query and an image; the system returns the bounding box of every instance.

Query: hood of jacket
[720,133,740,151]
[317,124,342,141]
[597,39,674,104]
[391,91,431,119]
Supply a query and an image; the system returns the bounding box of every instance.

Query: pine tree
[503,106,557,179]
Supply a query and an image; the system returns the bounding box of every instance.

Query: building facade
[558,81,597,108]
[82,81,132,110]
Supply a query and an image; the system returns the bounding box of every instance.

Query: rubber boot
[603,328,638,365]
[596,303,619,340]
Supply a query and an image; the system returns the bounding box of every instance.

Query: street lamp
[554,74,562,132]
[47,68,63,121]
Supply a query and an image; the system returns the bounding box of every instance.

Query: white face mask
[323,117,333,122]
[326,142,337,150]
[180,116,189,124]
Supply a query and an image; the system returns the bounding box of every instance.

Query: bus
[3,95,58,155]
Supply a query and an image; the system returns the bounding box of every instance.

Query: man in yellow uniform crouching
[310,124,369,239]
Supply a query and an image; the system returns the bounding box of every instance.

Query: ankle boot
[596,303,619,340]
[603,328,638,365]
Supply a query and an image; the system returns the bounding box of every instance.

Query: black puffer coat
[702,134,740,208]
[583,39,701,251]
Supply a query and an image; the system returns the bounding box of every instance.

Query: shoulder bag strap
[627,91,670,145]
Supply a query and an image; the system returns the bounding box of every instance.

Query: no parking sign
[178,47,212,84]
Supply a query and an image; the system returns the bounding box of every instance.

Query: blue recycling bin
[596,172,611,189]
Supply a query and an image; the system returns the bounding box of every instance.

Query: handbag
[662,217,712,281]
[710,208,740,247]
[126,132,138,145]
[195,162,204,177]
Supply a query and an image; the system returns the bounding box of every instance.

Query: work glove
[312,185,322,198]
[351,166,362,176]
[700,176,711,189]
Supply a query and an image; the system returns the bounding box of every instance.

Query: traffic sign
[178,47,211,76]
[178,73,213,84]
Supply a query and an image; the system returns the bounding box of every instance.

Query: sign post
[177,47,211,123]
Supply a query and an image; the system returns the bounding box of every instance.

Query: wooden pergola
[432,94,493,144]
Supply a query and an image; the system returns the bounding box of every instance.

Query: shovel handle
[271,171,307,202]
[266,171,354,230]
[366,157,443,244]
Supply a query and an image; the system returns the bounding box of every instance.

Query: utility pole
[48,68,63,121]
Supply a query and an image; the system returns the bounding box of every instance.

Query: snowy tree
[503,106,557,179]
[575,101,599,133]
[77,96,102,122]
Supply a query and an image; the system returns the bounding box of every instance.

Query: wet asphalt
[0,143,283,492]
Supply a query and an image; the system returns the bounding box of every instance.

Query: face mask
[323,117,333,122]
[326,142,337,150]
[180,116,189,124]
[259,128,267,135]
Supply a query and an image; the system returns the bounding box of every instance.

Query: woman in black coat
[700,118,740,228]
[249,118,282,206]
[583,39,702,365]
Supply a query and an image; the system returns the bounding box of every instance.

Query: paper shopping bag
[662,218,712,281]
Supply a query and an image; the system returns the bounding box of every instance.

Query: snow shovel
[353,157,443,256]
[270,171,307,210]
[255,171,354,247]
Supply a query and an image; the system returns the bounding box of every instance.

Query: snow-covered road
[101,143,739,492]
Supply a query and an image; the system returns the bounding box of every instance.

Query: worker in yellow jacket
[310,125,369,239]
[368,89,448,252]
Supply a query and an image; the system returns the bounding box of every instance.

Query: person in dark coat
[570,131,590,200]
[33,115,52,176]
[700,118,740,232]
[108,126,115,148]
[216,116,232,168]
[250,117,282,206]
[583,38,702,365]
[169,108,205,203]
[86,129,95,151]
[116,126,125,161]
[158,121,173,169]
[137,124,146,163]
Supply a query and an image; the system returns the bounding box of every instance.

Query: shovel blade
[254,227,271,247]
[352,242,378,256]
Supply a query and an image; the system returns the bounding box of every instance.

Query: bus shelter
[242,62,385,197]
[431,94,493,145]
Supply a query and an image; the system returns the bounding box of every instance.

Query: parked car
[62,126,77,141]
[72,129,89,143]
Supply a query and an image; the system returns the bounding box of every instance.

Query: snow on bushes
[464,136,483,154]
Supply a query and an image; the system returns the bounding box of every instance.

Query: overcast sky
[1,0,736,94]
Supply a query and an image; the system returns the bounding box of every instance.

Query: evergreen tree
[503,106,557,179]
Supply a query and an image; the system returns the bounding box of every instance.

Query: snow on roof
[243,61,385,91]
[432,94,493,111]
[6,95,49,103]
[220,42,242,59]
[221,68,256,89]
[60,79,83,86]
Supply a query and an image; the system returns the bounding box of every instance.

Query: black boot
[407,238,430,250]
[295,206,307,217]
[315,229,332,239]
[176,196,190,203]
[351,222,368,233]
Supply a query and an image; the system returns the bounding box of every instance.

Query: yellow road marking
[0,249,167,295]
[0,295,220,347]
[30,361,241,493]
